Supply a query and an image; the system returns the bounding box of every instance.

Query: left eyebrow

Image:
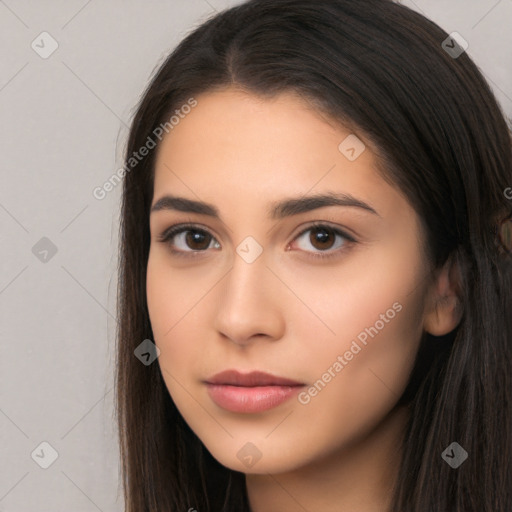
[150,191,381,219]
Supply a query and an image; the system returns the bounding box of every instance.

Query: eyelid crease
[155,212,361,239]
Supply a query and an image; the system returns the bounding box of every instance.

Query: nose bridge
[222,237,269,311]
[236,241,265,289]
[213,236,283,343]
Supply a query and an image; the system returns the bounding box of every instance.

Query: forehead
[156,88,354,160]
[152,87,405,222]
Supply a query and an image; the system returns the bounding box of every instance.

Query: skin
[146,87,461,512]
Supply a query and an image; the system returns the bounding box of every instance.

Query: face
[146,87,432,475]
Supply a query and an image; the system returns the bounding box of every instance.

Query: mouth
[203,369,305,413]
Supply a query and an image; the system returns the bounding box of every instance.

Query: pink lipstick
[204,369,305,413]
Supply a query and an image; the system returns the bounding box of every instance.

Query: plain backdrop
[0,0,511,510]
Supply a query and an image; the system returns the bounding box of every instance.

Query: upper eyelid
[159,221,356,245]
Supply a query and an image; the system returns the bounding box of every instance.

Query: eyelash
[157,222,357,261]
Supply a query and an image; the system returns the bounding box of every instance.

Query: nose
[213,245,285,347]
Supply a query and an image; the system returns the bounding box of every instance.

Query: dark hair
[114,0,512,510]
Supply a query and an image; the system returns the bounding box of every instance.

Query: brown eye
[292,223,356,260]
[159,224,221,255]
[183,230,212,250]
[308,226,337,250]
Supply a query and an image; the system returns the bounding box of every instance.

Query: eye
[157,222,356,260]
[289,222,356,260]
[157,224,220,257]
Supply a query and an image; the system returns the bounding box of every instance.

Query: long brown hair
[115,0,512,510]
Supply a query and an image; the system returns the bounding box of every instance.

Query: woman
[115,0,512,510]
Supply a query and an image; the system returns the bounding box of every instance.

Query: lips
[203,370,305,413]
[204,369,304,387]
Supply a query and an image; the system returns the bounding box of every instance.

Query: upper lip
[204,370,304,387]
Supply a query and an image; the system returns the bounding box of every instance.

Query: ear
[423,254,463,336]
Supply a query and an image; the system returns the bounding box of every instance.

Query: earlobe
[424,295,462,336]
[423,256,463,337]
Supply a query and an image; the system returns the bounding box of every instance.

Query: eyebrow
[150,192,380,219]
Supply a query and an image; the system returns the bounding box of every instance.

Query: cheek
[146,258,199,418]
[147,249,206,337]
[146,251,216,378]
[290,262,426,445]
[274,239,425,365]
[301,307,422,453]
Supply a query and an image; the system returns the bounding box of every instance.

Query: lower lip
[205,383,304,413]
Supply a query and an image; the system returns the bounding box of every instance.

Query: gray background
[0,0,510,510]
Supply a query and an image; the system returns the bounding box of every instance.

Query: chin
[201,437,311,475]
